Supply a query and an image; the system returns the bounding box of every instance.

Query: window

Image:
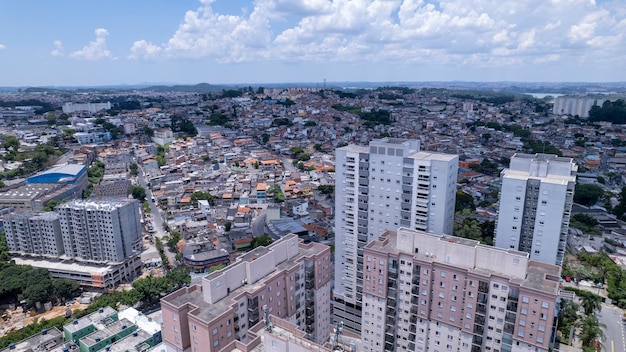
[522,296,529,303]
[213,340,219,347]
[440,271,446,278]
[193,336,198,343]
[541,301,549,308]
[213,328,218,335]
[192,324,197,331]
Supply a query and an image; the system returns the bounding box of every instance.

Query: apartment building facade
[160,234,331,352]
[361,228,560,352]
[4,211,64,257]
[333,138,459,333]
[494,153,577,266]
[55,199,142,263]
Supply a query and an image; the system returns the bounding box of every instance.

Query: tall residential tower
[333,138,458,333]
[494,153,577,266]
[361,228,560,352]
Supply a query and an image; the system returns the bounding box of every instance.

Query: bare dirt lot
[1,301,89,337]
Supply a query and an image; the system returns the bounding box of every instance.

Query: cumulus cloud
[51,40,64,57]
[0,44,5,50]
[128,0,625,68]
[70,28,116,60]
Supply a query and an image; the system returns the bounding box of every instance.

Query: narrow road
[598,303,625,352]
[136,162,177,266]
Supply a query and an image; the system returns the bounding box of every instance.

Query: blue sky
[0,0,625,86]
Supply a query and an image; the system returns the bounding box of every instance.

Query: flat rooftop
[0,327,63,352]
[163,237,328,324]
[64,306,117,334]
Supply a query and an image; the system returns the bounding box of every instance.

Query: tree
[129,163,138,176]
[580,293,602,315]
[318,185,335,195]
[46,113,57,126]
[455,191,475,212]
[132,275,168,305]
[252,235,273,248]
[143,126,154,137]
[165,266,191,290]
[574,184,604,206]
[579,315,605,349]
[53,279,79,300]
[23,283,50,306]
[224,222,232,232]
[129,185,146,201]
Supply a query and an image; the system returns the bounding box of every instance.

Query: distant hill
[140,83,227,93]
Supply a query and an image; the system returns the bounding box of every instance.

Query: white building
[74,131,112,145]
[552,96,606,118]
[494,153,577,266]
[333,138,459,333]
[55,198,142,263]
[151,128,174,146]
[62,102,111,114]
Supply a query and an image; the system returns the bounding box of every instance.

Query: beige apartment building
[361,228,561,352]
[160,234,332,352]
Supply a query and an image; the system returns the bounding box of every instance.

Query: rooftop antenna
[263,305,273,333]
[332,321,344,349]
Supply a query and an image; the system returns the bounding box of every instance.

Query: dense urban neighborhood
[1,84,626,352]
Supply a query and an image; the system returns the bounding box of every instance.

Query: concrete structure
[152,128,174,146]
[74,131,112,145]
[494,153,577,266]
[13,255,142,289]
[4,211,64,257]
[360,228,561,352]
[160,234,332,351]
[552,96,606,118]
[0,327,65,352]
[55,199,142,263]
[333,138,459,333]
[63,306,161,352]
[62,102,111,114]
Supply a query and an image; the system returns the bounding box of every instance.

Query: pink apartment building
[160,234,332,352]
[361,228,561,352]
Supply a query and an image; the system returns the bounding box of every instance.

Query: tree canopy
[589,99,626,124]
[573,183,604,206]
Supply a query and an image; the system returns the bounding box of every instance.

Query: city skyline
[1,0,626,86]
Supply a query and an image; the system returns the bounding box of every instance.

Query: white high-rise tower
[333,138,459,333]
[494,153,577,266]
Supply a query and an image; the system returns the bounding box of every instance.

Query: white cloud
[70,28,116,60]
[0,44,5,50]
[128,40,162,60]
[51,40,64,57]
[128,0,626,69]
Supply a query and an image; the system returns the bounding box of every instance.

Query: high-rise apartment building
[56,199,142,263]
[494,153,576,266]
[160,234,331,351]
[333,138,459,333]
[361,228,560,352]
[4,212,64,257]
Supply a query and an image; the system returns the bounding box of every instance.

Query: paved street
[599,303,626,352]
[136,162,177,266]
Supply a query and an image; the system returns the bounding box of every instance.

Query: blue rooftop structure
[27,164,86,184]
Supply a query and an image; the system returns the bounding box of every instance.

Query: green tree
[129,163,138,176]
[165,266,191,290]
[132,275,168,305]
[252,235,273,248]
[318,185,335,195]
[23,283,50,306]
[580,292,602,315]
[224,222,232,232]
[579,315,605,349]
[455,191,475,212]
[574,184,604,206]
[143,126,154,137]
[129,185,146,201]
[53,279,80,300]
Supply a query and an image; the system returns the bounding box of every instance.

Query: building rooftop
[80,318,133,347]
[163,235,328,324]
[55,198,136,212]
[0,327,64,352]
[64,306,117,334]
[0,183,62,201]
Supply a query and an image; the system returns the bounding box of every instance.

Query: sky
[0,0,625,86]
